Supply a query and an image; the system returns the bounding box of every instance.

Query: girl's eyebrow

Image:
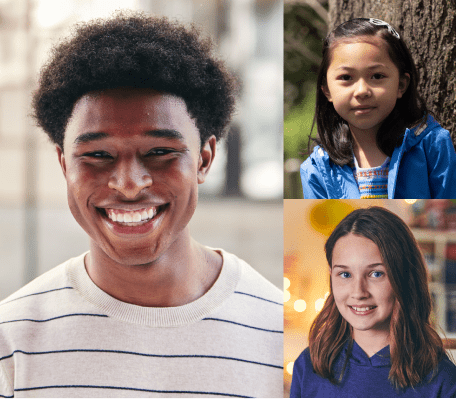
[332,263,384,269]
[335,64,390,71]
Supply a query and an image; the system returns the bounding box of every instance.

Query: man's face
[57,88,215,265]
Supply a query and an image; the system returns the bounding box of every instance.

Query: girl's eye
[339,271,351,278]
[338,74,352,81]
[371,271,384,278]
[372,73,385,80]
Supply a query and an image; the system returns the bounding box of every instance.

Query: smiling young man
[0,12,283,398]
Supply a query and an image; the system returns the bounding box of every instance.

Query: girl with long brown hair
[290,207,456,397]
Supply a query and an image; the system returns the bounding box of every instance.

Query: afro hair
[32,11,237,149]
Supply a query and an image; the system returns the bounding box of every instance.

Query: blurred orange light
[315,298,325,312]
[294,299,307,312]
[286,362,294,375]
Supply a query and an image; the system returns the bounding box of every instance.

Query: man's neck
[85,231,223,307]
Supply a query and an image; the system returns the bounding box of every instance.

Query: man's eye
[339,272,351,278]
[146,148,176,156]
[372,73,385,80]
[83,151,112,158]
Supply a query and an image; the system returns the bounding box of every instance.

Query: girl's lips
[349,305,377,315]
[353,107,375,115]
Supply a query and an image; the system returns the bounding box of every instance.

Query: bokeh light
[309,201,355,236]
[294,299,307,312]
[315,298,326,312]
[286,362,294,375]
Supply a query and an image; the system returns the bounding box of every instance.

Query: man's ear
[56,145,67,177]
[197,135,216,184]
[397,73,410,99]
[321,85,332,102]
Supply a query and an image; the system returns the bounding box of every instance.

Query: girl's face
[322,36,409,138]
[331,233,395,346]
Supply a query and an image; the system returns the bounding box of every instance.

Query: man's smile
[106,207,158,224]
[95,204,168,234]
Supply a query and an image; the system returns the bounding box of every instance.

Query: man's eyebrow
[74,132,109,144]
[144,129,185,141]
[73,129,185,145]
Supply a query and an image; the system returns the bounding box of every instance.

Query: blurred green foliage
[284,0,328,198]
[284,84,316,161]
[283,84,316,199]
[284,1,328,116]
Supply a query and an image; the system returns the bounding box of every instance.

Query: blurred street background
[0,0,283,300]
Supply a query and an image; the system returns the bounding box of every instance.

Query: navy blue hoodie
[290,341,456,397]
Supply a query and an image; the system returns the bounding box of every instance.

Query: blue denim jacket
[300,115,456,199]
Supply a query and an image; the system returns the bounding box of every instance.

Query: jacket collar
[388,114,434,197]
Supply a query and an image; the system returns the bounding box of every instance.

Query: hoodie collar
[346,340,391,367]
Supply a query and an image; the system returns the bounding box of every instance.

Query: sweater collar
[66,249,241,327]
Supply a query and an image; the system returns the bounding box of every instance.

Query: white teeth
[105,207,159,225]
[352,306,374,312]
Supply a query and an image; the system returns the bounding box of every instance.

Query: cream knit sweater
[0,249,283,398]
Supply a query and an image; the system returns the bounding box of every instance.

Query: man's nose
[108,157,152,199]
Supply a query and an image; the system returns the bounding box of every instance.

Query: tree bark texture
[329,0,456,143]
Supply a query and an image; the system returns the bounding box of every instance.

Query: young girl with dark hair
[301,18,456,199]
[290,207,456,397]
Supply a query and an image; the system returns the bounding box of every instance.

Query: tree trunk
[329,0,456,144]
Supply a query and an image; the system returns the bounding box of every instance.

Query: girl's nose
[354,79,371,98]
[351,277,369,299]
[108,158,153,199]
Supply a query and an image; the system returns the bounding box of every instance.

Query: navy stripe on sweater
[14,385,253,398]
[0,287,73,306]
[202,317,283,333]
[234,291,282,306]
[0,313,108,325]
[0,349,282,369]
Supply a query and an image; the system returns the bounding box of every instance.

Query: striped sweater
[0,250,283,398]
